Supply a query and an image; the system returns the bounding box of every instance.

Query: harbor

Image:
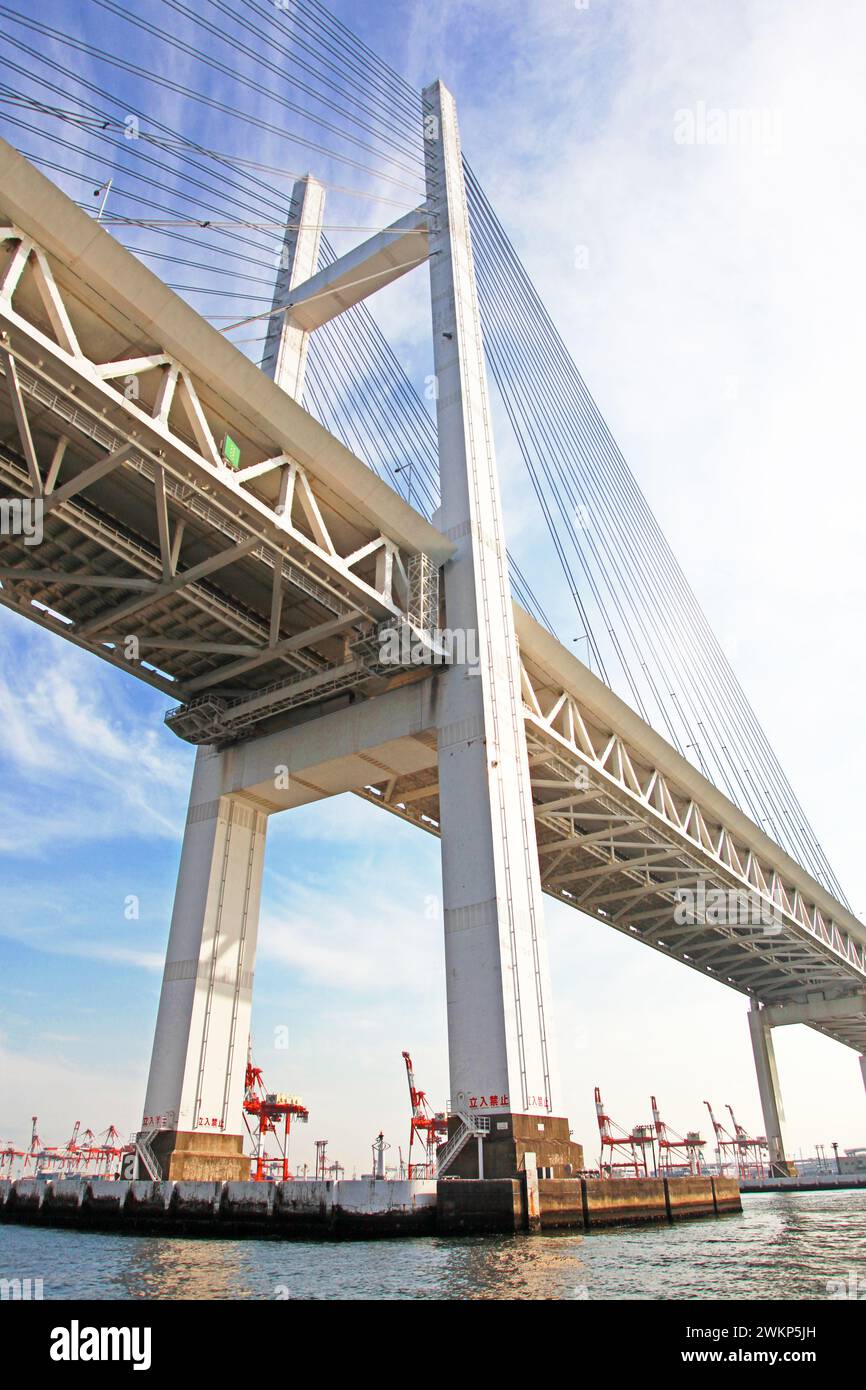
[0,0,864,1337]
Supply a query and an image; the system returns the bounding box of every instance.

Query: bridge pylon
[420,80,580,1176]
[747,993,866,1178]
[140,750,267,1179]
[134,80,583,1181]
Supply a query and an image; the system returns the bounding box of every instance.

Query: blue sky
[1,0,865,1171]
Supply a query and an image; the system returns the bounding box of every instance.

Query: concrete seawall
[437,1176,741,1233]
[0,1177,438,1238]
[0,1174,739,1239]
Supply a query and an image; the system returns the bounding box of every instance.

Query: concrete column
[261,174,324,401]
[140,746,268,1176]
[748,1002,790,1175]
[860,1054,866,1097]
[423,81,562,1128]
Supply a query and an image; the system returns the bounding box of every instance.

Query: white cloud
[0,1036,144,1154]
[0,612,192,853]
[259,849,442,995]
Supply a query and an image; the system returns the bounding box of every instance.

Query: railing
[134,1131,161,1182]
[437,1109,488,1175]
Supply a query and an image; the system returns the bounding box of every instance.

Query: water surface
[2,1191,864,1300]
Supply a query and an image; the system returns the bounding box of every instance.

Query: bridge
[0,7,863,1181]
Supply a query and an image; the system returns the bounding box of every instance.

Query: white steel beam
[0,341,41,492]
[77,536,260,638]
[183,610,361,693]
[284,206,429,332]
[42,442,135,515]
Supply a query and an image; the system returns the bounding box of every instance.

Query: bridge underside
[0,152,452,747]
[349,634,866,1053]
[189,611,866,1057]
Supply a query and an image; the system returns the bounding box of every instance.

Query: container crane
[402,1050,449,1179]
[23,1116,60,1177]
[242,1050,309,1181]
[651,1096,706,1175]
[704,1101,766,1178]
[60,1120,82,1175]
[0,1140,24,1176]
[705,1100,734,1174]
[595,1086,653,1178]
[93,1124,130,1178]
[726,1104,769,1180]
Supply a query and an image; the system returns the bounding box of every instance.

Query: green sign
[222,434,241,469]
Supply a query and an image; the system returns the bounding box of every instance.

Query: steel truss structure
[359,617,866,1053]
[0,181,451,747]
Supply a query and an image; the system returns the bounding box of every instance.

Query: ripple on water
[1,1191,864,1300]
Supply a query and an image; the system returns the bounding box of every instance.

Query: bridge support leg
[261,174,324,399]
[860,1054,866,1099]
[423,81,582,1181]
[748,1003,794,1177]
[138,746,268,1180]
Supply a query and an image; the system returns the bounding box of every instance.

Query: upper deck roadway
[1,138,864,1056]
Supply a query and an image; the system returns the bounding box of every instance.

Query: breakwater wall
[0,1174,740,1239]
[740,1173,866,1194]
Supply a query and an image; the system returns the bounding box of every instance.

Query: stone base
[146,1130,250,1182]
[442,1113,584,1179]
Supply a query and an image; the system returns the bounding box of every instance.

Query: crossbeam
[285,207,429,331]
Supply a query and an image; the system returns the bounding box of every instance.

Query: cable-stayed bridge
[0,0,863,1180]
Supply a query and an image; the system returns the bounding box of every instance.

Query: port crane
[651,1096,706,1175]
[704,1101,768,1179]
[595,1086,654,1178]
[402,1050,449,1179]
[726,1104,769,1180]
[242,1051,309,1181]
[0,1140,25,1176]
[23,1116,60,1176]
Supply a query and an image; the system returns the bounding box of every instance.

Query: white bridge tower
[137,82,581,1180]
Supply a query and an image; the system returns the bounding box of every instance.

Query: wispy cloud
[0,613,192,854]
[260,848,442,996]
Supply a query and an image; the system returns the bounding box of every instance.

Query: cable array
[0,0,845,899]
[464,169,846,899]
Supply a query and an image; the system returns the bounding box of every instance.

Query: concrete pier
[0,1175,739,1239]
[435,1176,740,1233]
